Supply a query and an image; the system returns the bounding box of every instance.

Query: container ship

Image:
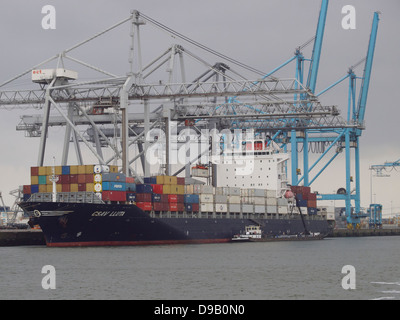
[19,140,334,247]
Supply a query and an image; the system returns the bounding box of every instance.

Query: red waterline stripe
[47,238,231,247]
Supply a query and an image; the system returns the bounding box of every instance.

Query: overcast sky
[0,0,399,216]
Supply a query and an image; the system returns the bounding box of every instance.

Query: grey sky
[0,0,399,216]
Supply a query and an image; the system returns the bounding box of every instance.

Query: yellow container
[70,184,79,192]
[77,165,86,174]
[85,165,94,174]
[69,165,78,175]
[47,184,62,193]
[38,166,47,176]
[177,185,185,195]
[31,176,39,185]
[156,175,165,185]
[163,185,171,194]
[39,185,47,193]
[86,183,94,192]
[110,165,118,173]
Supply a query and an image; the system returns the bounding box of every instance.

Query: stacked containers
[265,189,278,214]
[193,184,214,213]
[290,186,318,215]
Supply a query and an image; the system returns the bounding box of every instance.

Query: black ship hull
[20,202,331,247]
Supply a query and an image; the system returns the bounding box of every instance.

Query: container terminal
[1,1,399,246]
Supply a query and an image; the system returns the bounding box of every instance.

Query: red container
[177,177,185,185]
[85,174,93,183]
[302,186,311,196]
[59,175,70,184]
[70,174,78,184]
[31,167,39,176]
[77,174,87,184]
[102,191,126,202]
[177,203,185,211]
[169,203,178,211]
[136,193,152,202]
[137,202,152,212]
[177,195,184,203]
[78,183,86,192]
[126,177,135,183]
[192,203,199,212]
[307,200,317,208]
[160,194,169,203]
[153,202,169,211]
[62,184,71,192]
[168,194,178,203]
[152,184,163,194]
[23,185,31,194]
[308,193,317,201]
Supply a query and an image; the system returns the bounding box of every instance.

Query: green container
[38,175,47,185]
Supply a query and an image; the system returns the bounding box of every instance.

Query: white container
[201,185,214,194]
[241,204,254,213]
[266,205,277,214]
[265,190,277,198]
[241,196,252,204]
[200,203,214,212]
[229,204,241,213]
[253,197,265,205]
[253,189,265,197]
[215,195,228,203]
[200,194,214,203]
[192,168,209,178]
[278,206,288,214]
[185,185,194,194]
[254,205,266,214]
[277,198,288,206]
[215,203,228,213]
[266,197,278,206]
[215,187,224,195]
[228,195,241,204]
[228,187,241,196]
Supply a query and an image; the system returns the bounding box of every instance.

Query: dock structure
[0,229,45,246]
[329,228,400,238]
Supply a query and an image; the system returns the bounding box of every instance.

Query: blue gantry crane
[260,2,380,229]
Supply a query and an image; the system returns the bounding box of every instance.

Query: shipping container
[136,184,153,194]
[102,172,126,182]
[109,165,118,173]
[228,204,241,213]
[62,166,70,175]
[265,190,277,198]
[184,194,200,204]
[136,193,152,203]
[151,184,163,194]
[277,198,289,206]
[153,202,168,211]
[266,198,277,206]
[102,191,126,202]
[185,203,193,212]
[228,195,241,204]
[192,203,200,212]
[136,202,152,212]
[126,193,136,202]
[253,197,265,205]
[215,195,228,203]
[156,175,165,185]
[144,177,157,184]
[31,167,39,176]
[70,184,79,192]
[215,203,228,212]
[298,199,308,207]
[168,194,178,203]
[307,207,318,215]
[31,185,39,194]
[31,176,39,185]
[86,183,94,192]
[200,194,214,203]
[200,203,213,212]
[126,183,136,192]
[177,177,185,185]
[69,174,78,184]
[241,204,254,213]
[62,184,70,192]
[307,200,317,208]
[278,206,288,214]
[185,184,194,194]
[38,166,47,176]
[69,166,78,175]
[126,177,135,183]
[23,185,31,194]
[39,185,47,193]
[77,165,86,175]
[255,205,266,214]
[38,175,47,185]
[102,181,126,192]
[59,175,70,184]
[266,205,277,214]
[169,203,178,212]
[78,183,86,192]
[253,189,265,198]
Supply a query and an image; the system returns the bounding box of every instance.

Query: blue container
[102,181,126,191]
[31,185,39,194]
[102,172,126,182]
[295,193,303,201]
[185,204,193,212]
[152,194,162,203]
[23,194,31,201]
[307,207,318,215]
[62,166,70,175]
[126,193,136,202]
[184,194,200,204]
[298,199,308,207]
[136,184,153,194]
[126,183,136,192]
[144,177,157,184]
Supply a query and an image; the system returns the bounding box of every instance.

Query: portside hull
[20,202,331,247]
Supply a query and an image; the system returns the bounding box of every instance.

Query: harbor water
[1,236,399,300]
